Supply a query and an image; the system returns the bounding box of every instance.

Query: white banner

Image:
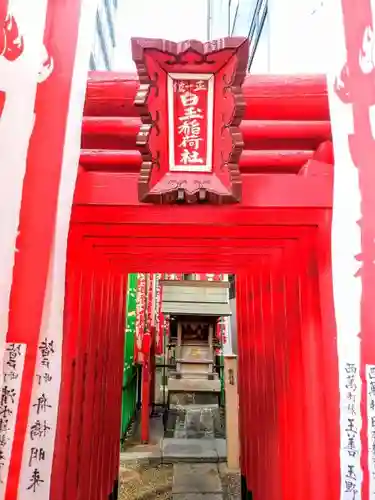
[0,343,26,498]
[327,0,363,497]
[0,0,49,391]
[18,0,98,496]
[367,365,375,499]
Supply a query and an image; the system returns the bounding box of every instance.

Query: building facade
[90,0,118,70]
[208,0,269,73]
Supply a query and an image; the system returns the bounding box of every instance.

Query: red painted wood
[97,272,112,499]
[111,275,127,492]
[64,266,91,500]
[233,236,337,499]
[71,206,327,225]
[84,72,330,121]
[298,236,328,499]
[77,267,102,500]
[315,218,340,499]
[49,47,340,500]
[50,229,83,500]
[283,246,302,498]
[81,117,331,152]
[74,171,333,207]
[273,253,289,500]
[90,237,302,249]
[100,247,282,257]
[55,210,339,500]
[235,273,246,484]
[79,149,316,174]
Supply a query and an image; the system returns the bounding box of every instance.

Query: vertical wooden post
[140,333,151,443]
[176,322,182,375]
[149,326,156,415]
[224,354,240,470]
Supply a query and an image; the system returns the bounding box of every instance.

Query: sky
[113,0,209,71]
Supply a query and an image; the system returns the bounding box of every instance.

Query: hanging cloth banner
[135,273,146,363]
[144,273,154,355]
[124,274,137,372]
[155,274,164,355]
[0,343,26,498]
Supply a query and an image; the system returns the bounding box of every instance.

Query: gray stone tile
[163,438,218,463]
[172,463,222,494]
[119,447,162,466]
[173,495,223,499]
[215,439,227,461]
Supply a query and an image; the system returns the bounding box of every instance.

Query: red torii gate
[0,0,374,499]
[70,69,336,500]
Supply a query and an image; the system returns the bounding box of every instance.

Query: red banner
[135,273,146,362]
[143,273,154,356]
[155,274,164,355]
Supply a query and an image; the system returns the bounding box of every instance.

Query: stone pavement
[119,439,240,499]
[120,437,227,465]
[172,463,223,499]
[120,415,238,499]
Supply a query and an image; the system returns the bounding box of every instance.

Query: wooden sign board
[131,37,249,204]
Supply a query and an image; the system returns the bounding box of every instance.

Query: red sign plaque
[131,38,249,204]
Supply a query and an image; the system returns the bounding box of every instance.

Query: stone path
[119,415,239,499]
[119,445,240,499]
[172,463,223,499]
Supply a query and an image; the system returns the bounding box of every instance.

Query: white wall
[114,0,209,71]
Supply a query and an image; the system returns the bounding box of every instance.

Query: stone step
[173,495,222,499]
[176,358,213,364]
[177,342,208,346]
[168,392,220,407]
[168,378,221,393]
[170,371,219,380]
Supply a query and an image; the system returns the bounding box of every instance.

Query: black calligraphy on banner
[0,343,26,497]
[21,336,56,496]
[366,365,375,498]
[342,362,362,500]
[26,469,44,493]
[36,338,54,385]
[30,421,51,441]
[5,344,22,371]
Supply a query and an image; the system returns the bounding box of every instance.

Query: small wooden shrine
[161,280,231,394]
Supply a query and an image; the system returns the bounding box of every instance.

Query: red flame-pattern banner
[135,273,146,362]
[144,273,154,355]
[0,11,24,61]
[155,274,164,355]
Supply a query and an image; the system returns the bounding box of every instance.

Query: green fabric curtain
[121,273,138,439]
